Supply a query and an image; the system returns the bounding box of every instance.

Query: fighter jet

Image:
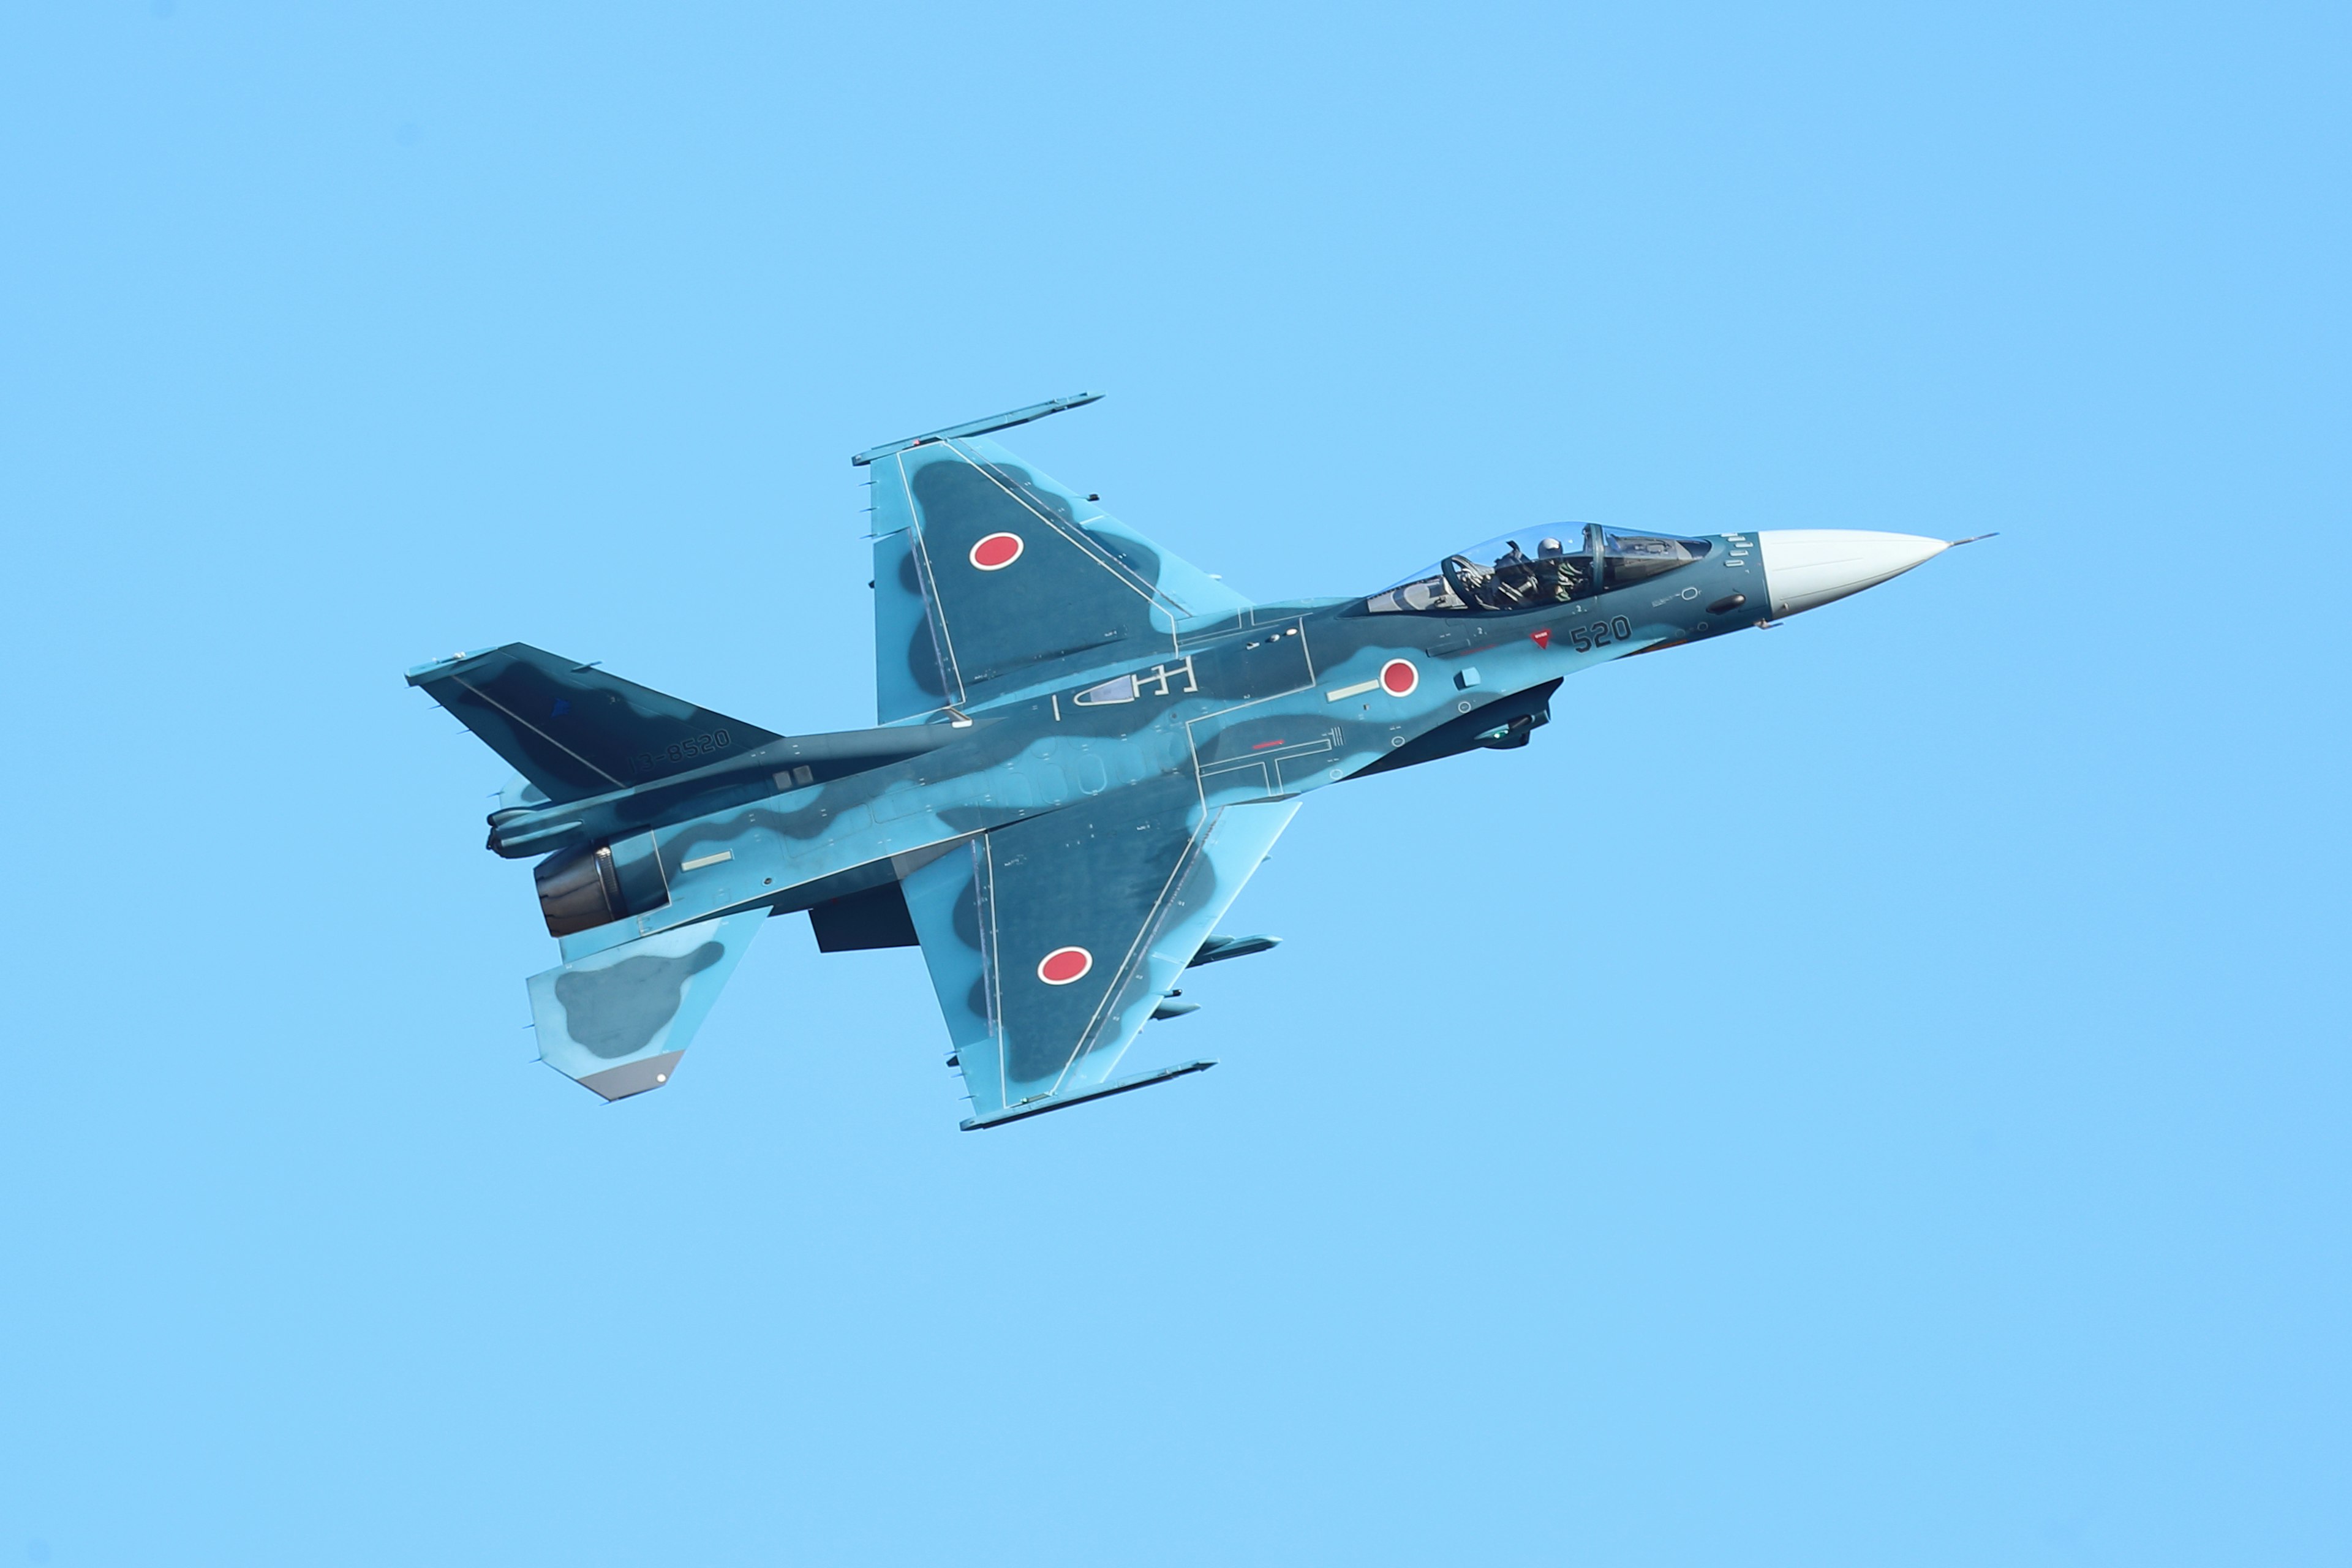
[407,393,1973,1128]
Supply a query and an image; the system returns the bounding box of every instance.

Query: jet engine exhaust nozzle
[1755,530,1951,618]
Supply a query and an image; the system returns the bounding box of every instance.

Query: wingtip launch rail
[851,391,1104,467]
[959,1059,1219,1131]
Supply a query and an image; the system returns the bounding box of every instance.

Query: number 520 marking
[1569,617,1634,653]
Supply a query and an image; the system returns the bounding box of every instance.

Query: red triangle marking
[1530,628,1551,649]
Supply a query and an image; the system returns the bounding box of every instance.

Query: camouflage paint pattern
[409,396,1863,1127]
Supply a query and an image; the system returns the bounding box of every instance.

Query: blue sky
[2,3,2346,1563]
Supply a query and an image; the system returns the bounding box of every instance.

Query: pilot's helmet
[1537,537,1564,558]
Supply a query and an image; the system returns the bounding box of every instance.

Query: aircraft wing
[860,397,1251,722]
[900,782,1296,1128]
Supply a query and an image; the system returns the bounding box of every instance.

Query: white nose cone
[1756,530,1950,617]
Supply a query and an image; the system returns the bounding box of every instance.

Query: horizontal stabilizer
[526,910,766,1100]
[407,643,779,804]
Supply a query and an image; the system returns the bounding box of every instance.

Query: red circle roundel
[1038,946,1093,986]
[970,532,1024,571]
[1380,658,1419,696]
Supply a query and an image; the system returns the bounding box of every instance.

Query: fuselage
[502,526,1950,962]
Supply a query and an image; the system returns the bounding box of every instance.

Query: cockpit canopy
[1365,524,1714,614]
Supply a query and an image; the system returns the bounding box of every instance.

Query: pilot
[1532,537,1584,601]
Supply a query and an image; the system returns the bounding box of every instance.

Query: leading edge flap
[525,910,767,1101]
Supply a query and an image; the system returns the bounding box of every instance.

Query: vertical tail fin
[406,644,779,802]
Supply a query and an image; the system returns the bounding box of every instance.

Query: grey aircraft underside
[407,393,1977,1128]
